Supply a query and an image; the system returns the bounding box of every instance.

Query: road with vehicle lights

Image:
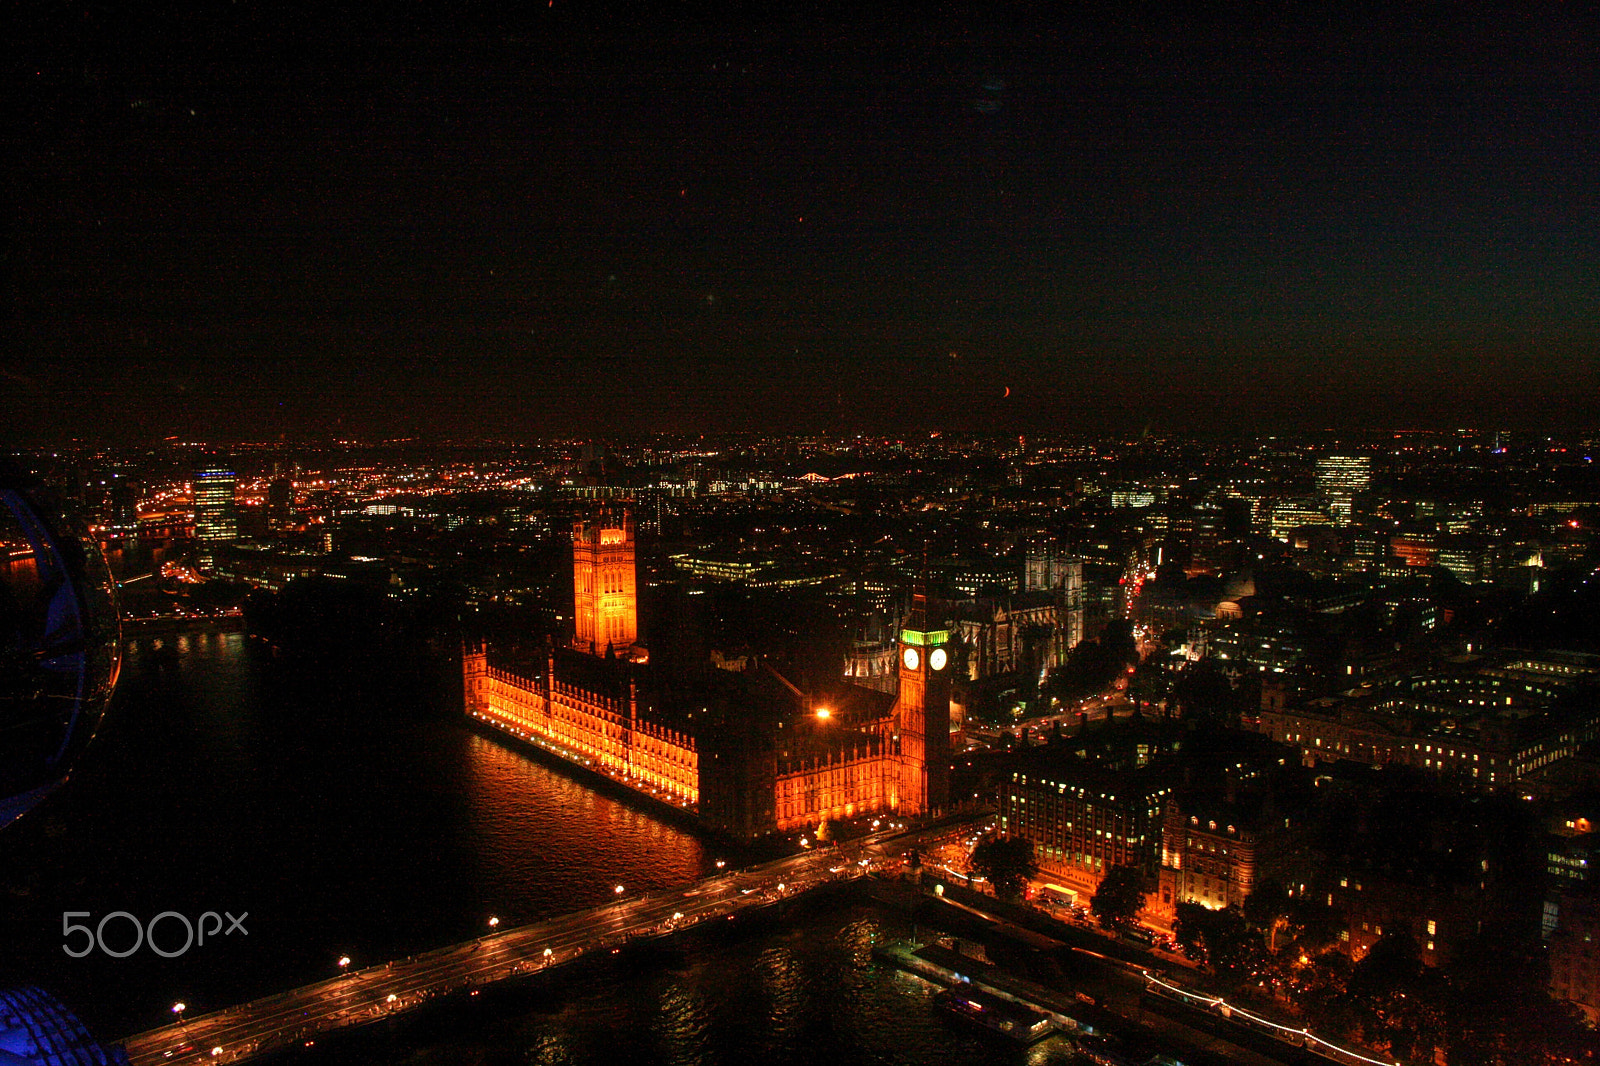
[120,819,985,1066]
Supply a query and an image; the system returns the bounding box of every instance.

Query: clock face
[929,647,948,672]
[902,647,920,671]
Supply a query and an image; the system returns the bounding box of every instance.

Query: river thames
[0,625,1078,1063]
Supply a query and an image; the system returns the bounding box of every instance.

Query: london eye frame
[0,469,121,830]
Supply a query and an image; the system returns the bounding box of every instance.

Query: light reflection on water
[1,627,709,1038]
[13,628,1085,1064]
[461,733,709,921]
[316,906,1086,1066]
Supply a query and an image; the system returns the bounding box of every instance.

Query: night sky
[6,4,1599,443]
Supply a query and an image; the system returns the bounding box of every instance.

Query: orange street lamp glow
[814,707,831,720]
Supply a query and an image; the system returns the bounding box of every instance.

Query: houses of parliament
[463,507,952,840]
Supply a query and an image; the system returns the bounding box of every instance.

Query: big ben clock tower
[893,580,951,815]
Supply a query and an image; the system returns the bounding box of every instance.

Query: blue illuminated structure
[0,987,128,1065]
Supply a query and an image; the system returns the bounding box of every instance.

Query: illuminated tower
[192,462,238,544]
[572,506,637,656]
[892,580,951,815]
[1315,455,1371,525]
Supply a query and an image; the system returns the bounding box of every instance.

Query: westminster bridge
[119,821,978,1065]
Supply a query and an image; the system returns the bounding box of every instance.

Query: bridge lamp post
[488,916,500,933]
[171,1002,187,1033]
[337,955,351,975]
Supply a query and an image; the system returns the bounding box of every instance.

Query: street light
[488,916,500,930]
[614,884,625,895]
[337,955,351,972]
[715,859,726,869]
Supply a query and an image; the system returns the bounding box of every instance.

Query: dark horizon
[7,4,1598,444]
[6,337,1599,447]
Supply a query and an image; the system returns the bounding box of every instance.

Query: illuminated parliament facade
[464,508,951,840]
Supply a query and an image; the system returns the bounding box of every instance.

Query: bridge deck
[117,823,978,1065]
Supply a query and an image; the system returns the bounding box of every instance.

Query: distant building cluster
[1256,650,1600,792]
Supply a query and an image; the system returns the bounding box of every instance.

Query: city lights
[19,8,1599,1064]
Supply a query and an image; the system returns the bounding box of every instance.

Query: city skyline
[7,407,1600,1060]
[6,7,1600,1058]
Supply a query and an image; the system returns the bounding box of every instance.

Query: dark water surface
[0,627,708,1038]
[0,626,1068,1064]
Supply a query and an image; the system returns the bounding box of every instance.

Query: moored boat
[933,987,1057,1044]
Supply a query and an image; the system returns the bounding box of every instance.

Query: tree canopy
[1090,865,1146,929]
[1173,902,1265,980]
[970,836,1038,902]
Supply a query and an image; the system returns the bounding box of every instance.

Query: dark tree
[1442,926,1595,1066]
[1090,865,1146,929]
[1347,934,1448,1064]
[1241,882,1290,936]
[1173,901,1208,956]
[1173,902,1265,980]
[1128,659,1173,716]
[970,836,1038,902]
[1101,619,1139,670]
[1245,882,1343,957]
[1296,950,1358,1037]
[1169,658,1243,729]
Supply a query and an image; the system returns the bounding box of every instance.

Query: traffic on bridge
[121,820,983,1065]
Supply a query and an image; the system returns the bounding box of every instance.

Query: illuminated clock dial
[902,647,920,671]
[929,647,948,671]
